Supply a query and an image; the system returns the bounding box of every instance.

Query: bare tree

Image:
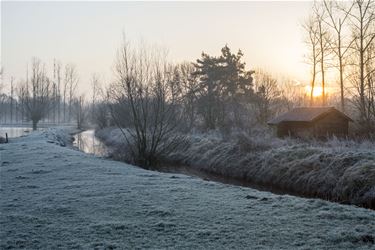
[89,76,109,129]
[279,78,309,110]
[178,62,200,130]
[63,64,79,123]
[314,3,332,106]
[109,38,184,167]
[90,74,101,123]
[62,65,68,122]
[303,15,321,106]
[253,70,282,124]
[323,0,355,112]
[346,0,375,130]
[365,43,375,121]
[73,95,86,129]
[0,68,6,123]
[10,77,14,123]
[19,58,53,130]
[53,59,62,123]
[62,64,78,123]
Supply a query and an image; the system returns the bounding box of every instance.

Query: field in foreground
[1,129,375,249]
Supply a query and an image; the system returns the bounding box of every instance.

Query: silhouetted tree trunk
[10,77,14,123]
[314,3,331,106]
[304,16,320,106]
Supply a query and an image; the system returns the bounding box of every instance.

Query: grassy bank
[96,127,375,209]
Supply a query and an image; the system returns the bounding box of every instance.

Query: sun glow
[305,86,324,97]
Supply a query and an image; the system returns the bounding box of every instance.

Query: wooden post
[5,133,8,143]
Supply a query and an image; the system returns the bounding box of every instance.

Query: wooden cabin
[267,107,353,138]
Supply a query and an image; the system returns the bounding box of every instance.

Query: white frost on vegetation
[97,127,375,207]
[1,128,375,249]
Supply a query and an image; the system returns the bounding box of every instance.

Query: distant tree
[177,62,200,130]
[0,68,3,96]
[62,64,78,123]
[253,70,282,124]
[10,77,14,123]
[193,45,254,130]
[93,101,109,129]
[56,62,61,122]
[19,58,53,130]
[73,95,86,129]
[53,60,62,123]
[279,78,308,110]
[63,64,79,123]
[90,74,100,123]
[90,75,109,129]
[0,69,6,123]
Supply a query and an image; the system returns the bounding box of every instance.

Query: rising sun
[305,86,323,97]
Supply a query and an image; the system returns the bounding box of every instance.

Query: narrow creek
[72,130,302,196]
[73,130,108,157]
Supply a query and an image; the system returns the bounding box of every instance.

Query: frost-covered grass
[1,128,375,249]
[97,127,375,208]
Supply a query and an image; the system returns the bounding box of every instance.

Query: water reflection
[73,130,108,157]
[0,127,33,138]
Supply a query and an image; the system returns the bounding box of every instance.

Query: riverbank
[1,128,375,249]
[96,127,375,209]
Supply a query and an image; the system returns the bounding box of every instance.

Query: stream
[0,127,34,139]
[73,130,108,157]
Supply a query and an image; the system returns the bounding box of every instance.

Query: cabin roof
[267,107,353,125]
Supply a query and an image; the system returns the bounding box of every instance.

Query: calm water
[0,127,33,138]
[73,130,108,157]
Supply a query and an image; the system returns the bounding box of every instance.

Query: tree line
[0,58,85,130]
[90,39,308,167]
[304,0,375,133]
[0,0,373,166]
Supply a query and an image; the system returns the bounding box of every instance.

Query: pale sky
[2,1,313,94]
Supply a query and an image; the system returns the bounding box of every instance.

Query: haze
[2,1,312,93]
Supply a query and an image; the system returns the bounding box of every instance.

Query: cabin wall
[313,112,348,137]
[274,110,350,138]
[277,122,313,138]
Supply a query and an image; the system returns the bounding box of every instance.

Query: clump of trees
[304,0,375,134]
[108,39,185,167]
[102,39,302,166]
[0,58,88,130]
[2,0,373,167]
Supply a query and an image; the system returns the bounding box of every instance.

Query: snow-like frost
[1,128,375,249]
[97,127,375,207]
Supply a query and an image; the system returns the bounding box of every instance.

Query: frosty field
[1,129,375,249]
